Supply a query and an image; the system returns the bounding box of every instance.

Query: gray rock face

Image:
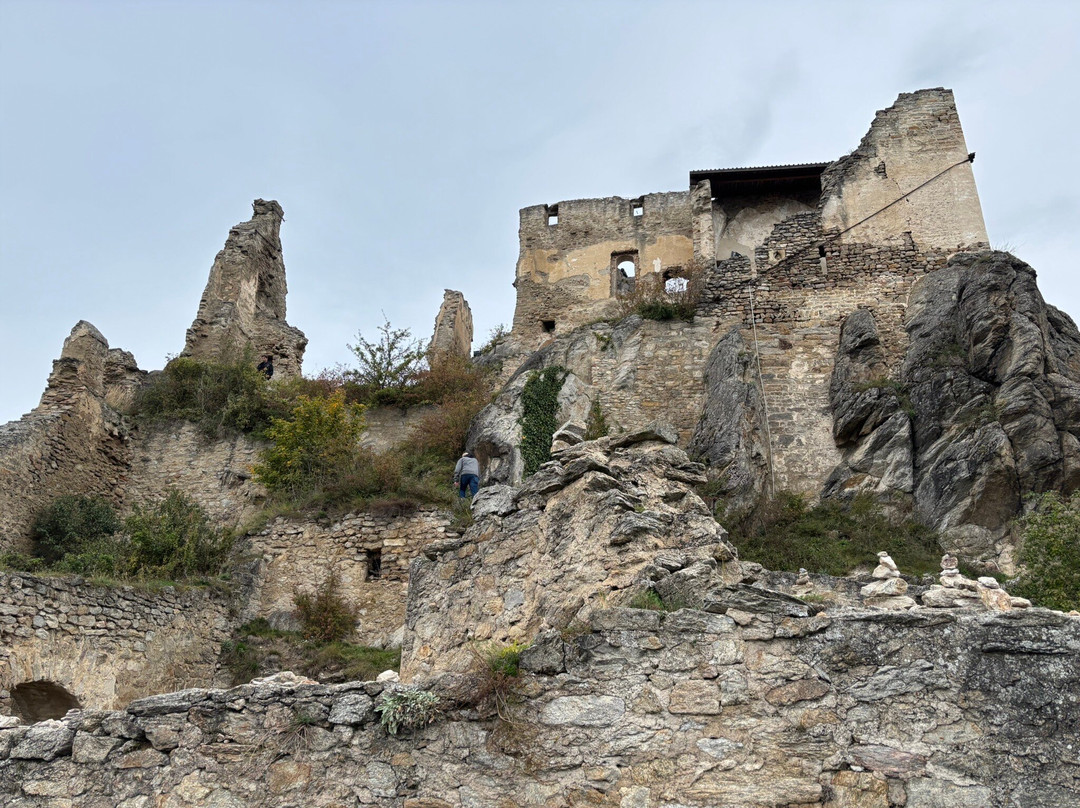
[401,437,738,679]
[827,252,1080,563]
[182,199,307,377]
[688,327,771,515]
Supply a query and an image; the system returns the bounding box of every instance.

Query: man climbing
[453,451,480,500]
[257,353,274,380]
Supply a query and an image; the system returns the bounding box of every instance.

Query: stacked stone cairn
[859,551,916,610]
[920,553,1032,610]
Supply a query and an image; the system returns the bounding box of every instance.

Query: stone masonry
[429,289,473,357]
[0,606,1075,807]
[182,199,308,377]
[0,572,230,716]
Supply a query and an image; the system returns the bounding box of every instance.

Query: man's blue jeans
[458,474,479,498]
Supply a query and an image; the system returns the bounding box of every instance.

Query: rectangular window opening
[818,245,826,258]
[547,204,559,227]
[541,319,556,334]
[631,198,644,217]
[366,548,382,580]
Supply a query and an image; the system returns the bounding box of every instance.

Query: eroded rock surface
[828,251,1080,564]
[182,199,307,377]
[402,433,737,679]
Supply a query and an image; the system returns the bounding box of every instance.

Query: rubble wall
[1,607,1076,807]
[241,510,452,647]
[124,421,265,528]
[0,572,230,715]
[0,324,132,554]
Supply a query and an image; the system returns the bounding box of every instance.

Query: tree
[347,317,426,391]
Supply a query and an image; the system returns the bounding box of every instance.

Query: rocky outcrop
[182,199,307,377]
[827,252,1080,565]
[0,322,136,552]
[402,431,737,679]
[2,607,1077,807]
[688,327,771,514]
[429,289,473,357]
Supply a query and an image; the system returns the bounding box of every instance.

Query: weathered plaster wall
[512,191,696,347]
[0,573,230,715]
[821,88,988,251]
[241,510,452,647]
[1,607,1076,807]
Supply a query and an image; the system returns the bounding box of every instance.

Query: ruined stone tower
[429,289,473,357]
[182,199,308,376]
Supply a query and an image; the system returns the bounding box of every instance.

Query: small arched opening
[11,680,81,723]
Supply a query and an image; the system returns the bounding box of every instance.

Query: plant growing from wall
[131,351,282,438]
[519,366,568,477]
[30,495,120,565]
[347,317,426,392]
[584,399,609,441]
[1010,492,1080,611]
[469,640,528,722]
[375,688,442,735]
[293,572,358,644]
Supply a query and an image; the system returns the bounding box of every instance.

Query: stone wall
[0,323,134,553]
[241,509,452,647]
[1,607,1076,807]
[429,289,473,357]
[0,572,230,716]
[182,199,307,378]
[512,191,697,348]
[124,421,265,528]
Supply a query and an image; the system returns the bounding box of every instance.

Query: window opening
[547,204,559,226]
[541,320,556,333]
[631,198,644,217]
[617,259,636,278]
[818,245,826,258]
[366,548,382,580]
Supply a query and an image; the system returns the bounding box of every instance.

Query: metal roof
[689,162,830,197]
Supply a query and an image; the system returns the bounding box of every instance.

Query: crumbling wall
[1,607,1076,807]
[124,421,265,529]
[821,87,988,251]
[429,289,473,357]
[0,572,230,715]
[0,323,135,553]
[240,510,452,647]
[511,191,696,347]
[182,199,308,377]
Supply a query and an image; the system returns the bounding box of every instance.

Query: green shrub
[293,573,357,644]
[520,366,568,477]
[31,495,120,564]
[376,689,441,735]
[124,490,230,579]
[733,492,941,577]
[132,353,282,437]
[310,642,400,682]
[254,391,368,497]
[1010,492,1080,611]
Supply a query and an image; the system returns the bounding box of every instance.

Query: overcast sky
[2,0,1078,423]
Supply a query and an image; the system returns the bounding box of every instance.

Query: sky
[1,0,1078,424]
